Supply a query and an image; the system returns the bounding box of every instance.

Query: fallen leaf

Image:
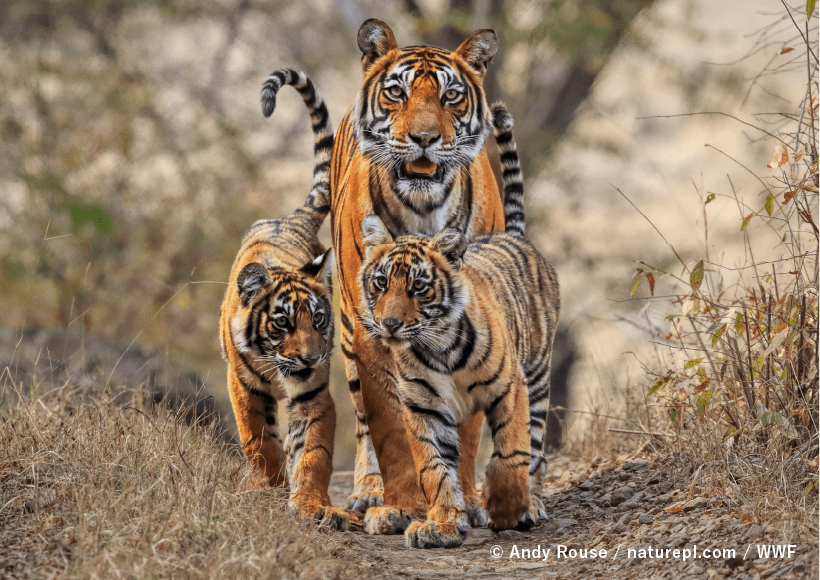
[666,503,683,514]
[766,144,788,168]
[794,145,805,163]
[645,272,655,295]
[741,213,753,231]
[783,189,799,204]
[780,47,796,54]
[805,183,818,193]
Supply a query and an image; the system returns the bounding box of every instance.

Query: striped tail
[261,69,334,227]
[490,102,525,239]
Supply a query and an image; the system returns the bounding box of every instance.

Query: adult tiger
[328,19,523,535]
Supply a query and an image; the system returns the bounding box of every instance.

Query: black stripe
[348,379,361,393]
[288,383,327,407]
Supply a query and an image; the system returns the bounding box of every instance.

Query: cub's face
[354,19,498,208]
[232,252,333,380]
[358,216,467,348]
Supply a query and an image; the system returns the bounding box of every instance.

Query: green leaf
[630,279,640,297]
[705,193,715,204]
[809,0,816,18]
[735,312,745,335]
[741,213,753,231]
[765,193,775,216]
[711,325,726,346]
[648,376,670,396]
[690,260,704,292]
[684,358,703,369]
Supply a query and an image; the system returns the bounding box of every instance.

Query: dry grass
[0,380,354,580]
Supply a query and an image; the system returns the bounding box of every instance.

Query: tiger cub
[219,69,353,530]
[357,212,559,547]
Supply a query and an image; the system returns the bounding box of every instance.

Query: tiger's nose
[408,132,440,148]
[382,318,402,333]
[299,353,321,367]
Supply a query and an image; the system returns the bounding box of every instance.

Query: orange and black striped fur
[220,70,353,530]
[357,212,559,548]
[327,18,519,534]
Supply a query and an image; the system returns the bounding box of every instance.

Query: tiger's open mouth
[398,157,445,182]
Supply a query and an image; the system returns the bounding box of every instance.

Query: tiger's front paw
[345,474,384,513]
[528,492,548,522]
[363,505,412,535]
[404,515,468,549]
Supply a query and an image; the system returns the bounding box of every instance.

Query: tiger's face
[231,252,333,380]
[358,216,468,349]
[354,19,498,209]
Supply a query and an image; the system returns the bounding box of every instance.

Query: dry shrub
[0,380,353,579]
[633,10,818,531]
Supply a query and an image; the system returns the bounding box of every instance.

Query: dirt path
[328,454,816,579]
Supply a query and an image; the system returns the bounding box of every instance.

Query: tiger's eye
[386,86,404,99]
[413,279,427,291]
[444,89,460,101]
[313,312,325,326]
[374,274,387,290]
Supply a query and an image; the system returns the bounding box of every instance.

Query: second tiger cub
[357,216,560,547]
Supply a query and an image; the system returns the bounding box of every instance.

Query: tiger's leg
[342,349,384,513]
[227,371,286,487]
[357,356,423,535]
[400,394,469,549]
[483,377,534,531]
[458,412,488,527]
[527,371,551,521]
[284,378,357,531]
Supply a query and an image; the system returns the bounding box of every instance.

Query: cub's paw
[363,506,412,535]
[346,479,384,513]
[515,509,537,531]
[318,506,360,531]
[404,519,468,549]
[528,492,548,522]
[465,498,488,528]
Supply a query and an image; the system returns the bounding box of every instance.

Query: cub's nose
[408,132,441,148]
[382,318,402,334]
[299,354,321,367]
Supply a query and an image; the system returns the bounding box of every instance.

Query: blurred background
[0,0,811,469]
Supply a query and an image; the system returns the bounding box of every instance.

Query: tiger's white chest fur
[398,207,451,237]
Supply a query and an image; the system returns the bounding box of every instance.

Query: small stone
[557,518,579,528]
[609,486,633,506]
[747,524,765,540]
[497,530,524,540]
[622,461,648,471]
[611,523,627,534]
[579,480,595,491]
[638,513,653,525]
[618,472,630,481]
[682,497,707,512]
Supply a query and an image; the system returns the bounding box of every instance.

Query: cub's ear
[362,215,393,254]
[301,249,333,286]
[455,29,498,77]
[431,228,467,265]
[358,19,398,72]
[237,262,271,307]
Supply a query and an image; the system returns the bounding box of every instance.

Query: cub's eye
[312,311,325,326]
[443,89,462,102]
[269,315,289,331]
[385,86,405,100]
[373,274,387,291]
[412,279,428,292]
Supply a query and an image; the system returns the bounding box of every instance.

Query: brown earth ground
[327,454,817,579]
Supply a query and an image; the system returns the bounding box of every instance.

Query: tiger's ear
[301,249,333,286]
[455,29,498,77]
[237,262,271,307]
[431,228,467,265]
[357,19,398,72]
[362,215,393,256]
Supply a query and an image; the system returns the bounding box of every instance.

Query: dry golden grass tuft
[0,381,354,579]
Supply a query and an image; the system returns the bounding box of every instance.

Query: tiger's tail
[261,69,334,227]
[490,102,524,239]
